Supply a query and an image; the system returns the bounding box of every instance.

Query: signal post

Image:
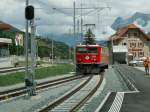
[25,1,36,96]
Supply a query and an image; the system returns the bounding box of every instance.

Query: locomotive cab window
[77,47,87,53]
[88,47,98,53]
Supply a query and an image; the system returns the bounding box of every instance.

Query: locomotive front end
[76,45,101,75]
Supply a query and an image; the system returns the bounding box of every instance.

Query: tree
[84,28,96,44]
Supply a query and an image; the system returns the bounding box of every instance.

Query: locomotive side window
[77,47,87,53]
[88,47,97,53]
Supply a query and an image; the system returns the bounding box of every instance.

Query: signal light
[25,5,34,20]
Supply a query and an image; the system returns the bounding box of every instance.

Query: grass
[0,64,75,86]
[14,60,50,67]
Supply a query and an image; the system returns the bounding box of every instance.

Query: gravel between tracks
[0,77,86,112]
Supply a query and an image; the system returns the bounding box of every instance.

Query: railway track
[0,75,85,102]
[37,74,103,112]
[0,67,25,73]
[114,65,139,91]
[0,66,42,74]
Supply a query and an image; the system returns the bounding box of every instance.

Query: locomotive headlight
[79,58,82,61]
[93,58,97,61]
[85,56,90,60]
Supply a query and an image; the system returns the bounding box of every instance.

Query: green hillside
[0,29,73,59]
[37,37,73,59]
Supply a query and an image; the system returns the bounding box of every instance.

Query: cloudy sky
[0,0,150,40]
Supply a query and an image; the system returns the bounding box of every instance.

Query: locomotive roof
[76,44,100,47]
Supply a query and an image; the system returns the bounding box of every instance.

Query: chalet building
[0,38,12,57]
[0,21,12,57]
[108,24,150,63]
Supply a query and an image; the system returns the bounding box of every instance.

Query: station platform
[97,66,150,112]
[120,67,150,112]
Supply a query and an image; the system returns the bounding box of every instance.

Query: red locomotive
[76,44,109,74]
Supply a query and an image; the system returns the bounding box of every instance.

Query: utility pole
[34,25,38,61]
[77,19,80,43]
[51,38,54,64]
[69,28,72,62]
[34,17,41,62]
[80,0,83,42]
[73,1,76,65]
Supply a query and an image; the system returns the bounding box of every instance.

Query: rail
[0,75,85,102]
[38,74,103,112]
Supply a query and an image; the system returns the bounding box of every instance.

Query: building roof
[0,21,11,30]
[109,24,150,41]
[0,38,12,44]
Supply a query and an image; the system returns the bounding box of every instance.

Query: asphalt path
[120,66,150,112]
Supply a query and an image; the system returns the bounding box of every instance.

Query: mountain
[47,33,110,47]
[111,12,150,33]
[111,17,125,30]
[97,40,108,47]
[93,26,115,41]
[47,33,83,47]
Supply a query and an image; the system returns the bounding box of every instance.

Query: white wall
[0,57,13,68]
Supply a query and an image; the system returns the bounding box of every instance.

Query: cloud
[0,0,25,29]
[109,0,150,18]
[1,0,150,40]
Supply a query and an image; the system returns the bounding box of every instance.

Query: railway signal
[25,5,34,20]
[25,0,36,96]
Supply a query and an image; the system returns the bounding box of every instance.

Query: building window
[138,52,144,57]
[138,42,144,48]
[127,33,130,37]
[130,42,136,48]
[132,52,136,58]
[134,52,137,57]
[134,33,138,36]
